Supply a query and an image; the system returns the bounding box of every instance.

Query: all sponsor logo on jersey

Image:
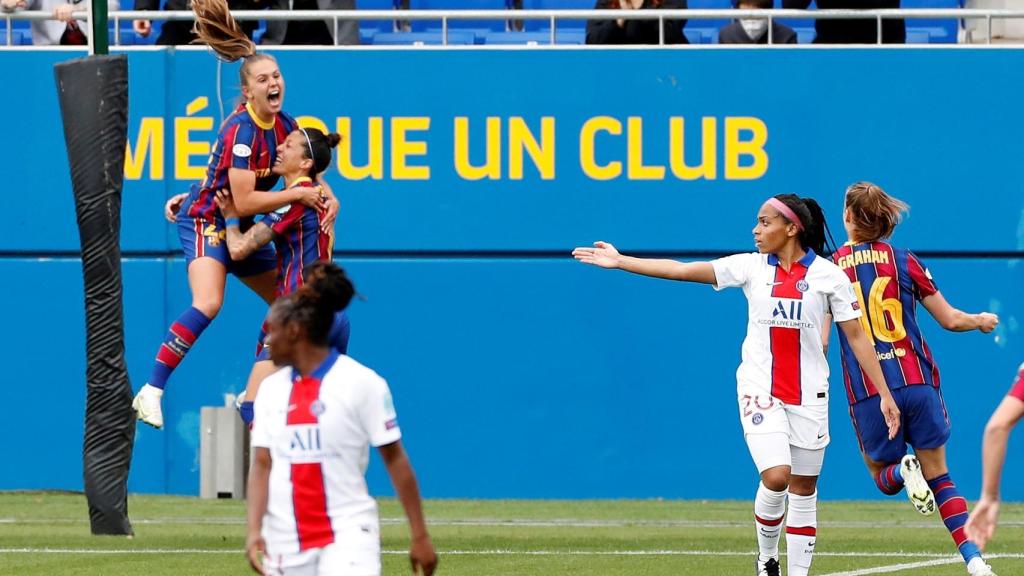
[287,424,325,462]
[758,300,814,329]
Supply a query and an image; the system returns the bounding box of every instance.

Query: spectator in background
[133,0,259,45]
[260,0,358,45]
[586,0,688,45]
[720,0,796,44]
[1,0,118,44]
[782,0,904,44]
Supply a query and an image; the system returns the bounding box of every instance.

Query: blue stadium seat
[371,30,477,44]
[360,0,399,35]
[902,0,957,44]
[410,0,508,34]
[484,29,584,44]
[775,0,815,38]
[520,0,591,32]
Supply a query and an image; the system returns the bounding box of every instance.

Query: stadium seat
[410,0,508,35]
[520,0,591,32]
[360,0,399,35]
[371,30,477,44]
[902,0,958,44]
[484,29,584,44]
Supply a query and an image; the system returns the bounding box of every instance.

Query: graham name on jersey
[834,249,890,270]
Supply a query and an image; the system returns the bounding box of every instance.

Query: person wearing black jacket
[133,0,260,45]
[586,0,688,45]
[782,0,903,44]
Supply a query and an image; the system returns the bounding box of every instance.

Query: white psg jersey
[712,250,861,406]
[251,352,402,555]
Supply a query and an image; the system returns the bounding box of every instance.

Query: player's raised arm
[921,291,999,333]
[572,241,717,284]
[215,190,276,262]
[227,168,324,217]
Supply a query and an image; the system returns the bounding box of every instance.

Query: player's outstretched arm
[215,190,276,261]
[572,241,717,284]
[227,168,326,217]
[921,292,999,333]
[966,395,1024,550]
[837,318,901,439]
[379,441,437,576]
[245,447,272,575]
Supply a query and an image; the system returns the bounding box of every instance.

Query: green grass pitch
[1,493,1022,575]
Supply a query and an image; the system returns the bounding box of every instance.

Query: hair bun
[326,133,342,149]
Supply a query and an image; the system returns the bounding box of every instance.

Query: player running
[574,194,900,576]
[965,363,1024,551]
[831,182,999,576]
[133,0,339,429]
[246,262,437,576]
[215,127,351,425]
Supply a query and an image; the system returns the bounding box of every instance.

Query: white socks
[785,491,818,576]
[754,482,787,562]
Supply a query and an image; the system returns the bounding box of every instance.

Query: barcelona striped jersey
[187,102,298,221]
[261,177,334,298]
[832,241,941,405]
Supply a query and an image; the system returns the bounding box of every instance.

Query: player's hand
[1,0,27,12]
[293,185,327,211]
[965,495,1000,551]
[977,312,999,334]
[133,19,152,37]
[409,534,437,576]
[572,241,622,269]
[52,3,78,22]
[164,192,188,223]
[245,531,265,574]
[214,189,239,219]
[879,395,900,440]
[320,189,339,234]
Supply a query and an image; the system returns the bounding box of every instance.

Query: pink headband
[764,197,804,231]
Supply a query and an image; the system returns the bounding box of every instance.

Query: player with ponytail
[832,182,999,576]
[573,195,899,576]
[134,0,340,429]
[214,127,348,425]
[246,263,437,576]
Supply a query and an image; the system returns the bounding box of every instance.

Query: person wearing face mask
[719,0,796,44]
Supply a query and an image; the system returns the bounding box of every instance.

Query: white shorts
[737,391,828,476]
[263,528,381,576]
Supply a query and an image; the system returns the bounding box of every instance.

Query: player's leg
[234,242,279,305]
[909,388,993,575]
[850,389,927,505]
[784,404,827,576]
[135,213,230,428]
[739,393,790,576]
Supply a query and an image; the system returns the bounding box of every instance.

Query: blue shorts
[256,310,351,361]
[176,196,276,278]
[850,385,951,463]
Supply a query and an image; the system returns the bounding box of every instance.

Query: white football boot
[900,454,936,516]
[132,384,164,429]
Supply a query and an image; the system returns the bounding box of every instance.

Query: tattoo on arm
[226,223,276,260]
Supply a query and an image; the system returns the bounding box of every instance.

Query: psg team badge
[752,413,764,425]
[796,279,809,292]
[310,400,326,416]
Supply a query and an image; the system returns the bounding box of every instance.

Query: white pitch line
[5,517,1024,529]
[2,548,1023,560]
[819,557,964,576]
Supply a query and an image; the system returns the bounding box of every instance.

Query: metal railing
[3,8,1024,48]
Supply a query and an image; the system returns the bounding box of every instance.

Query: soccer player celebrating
[831,182,1000,576]
[965,363,1024,551]
[573,194,900,576]
[246,262,437,576]
[132,0,339,429]
[215,127,351,425]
